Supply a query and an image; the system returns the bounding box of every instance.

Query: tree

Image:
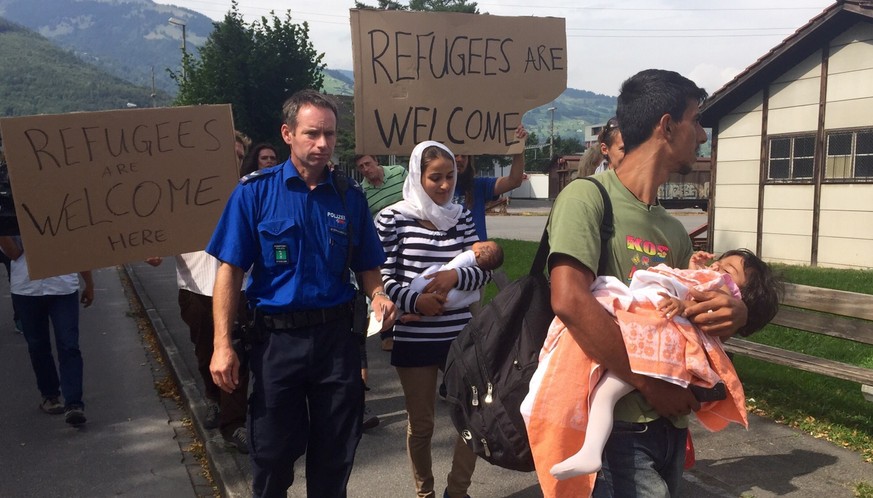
[553,135,584,157]
[173,1,325,145]
[355,0,478,13]
[408,0,478,13]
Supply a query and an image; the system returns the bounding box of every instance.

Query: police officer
[207,89,397,498]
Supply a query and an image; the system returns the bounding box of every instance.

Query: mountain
[0,0,214,94]
[0,0,618,142]
[0,17,172,116]
[522,88,616,142]
[323,69,354,96]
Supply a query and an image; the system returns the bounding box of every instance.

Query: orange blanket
[520,266,748,498]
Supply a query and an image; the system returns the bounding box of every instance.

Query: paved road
[0,266,205,497]
[120,195,873,498]
[126,249,872,498]
[125,261,544,498]
[3,200,869,498]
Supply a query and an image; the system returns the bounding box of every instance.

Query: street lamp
[547,107,557,159]
[168,17,187,81]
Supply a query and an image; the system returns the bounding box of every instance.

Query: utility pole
[548,106,557,159]
[168,17,187,82]
[150,66,156,108]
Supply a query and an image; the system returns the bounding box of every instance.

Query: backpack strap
[531,176,614,277]
[332,169,355,275]
[583,177,614,276]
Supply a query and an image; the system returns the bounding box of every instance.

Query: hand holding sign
[351,9,566,156]
[0,106,238,278]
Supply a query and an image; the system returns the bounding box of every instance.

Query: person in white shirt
[0,236,94,425]
[146,251,250,452]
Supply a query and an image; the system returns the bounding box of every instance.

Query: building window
[825,129,873,180]
[768,135,814,180]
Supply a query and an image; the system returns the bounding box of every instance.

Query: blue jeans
[13,292,84,408]
[592,417,687,498]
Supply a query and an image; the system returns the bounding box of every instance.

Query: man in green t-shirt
[546,69,748,497]
[355,154,407,217]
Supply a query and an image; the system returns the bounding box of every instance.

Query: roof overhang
[700,1,873,127]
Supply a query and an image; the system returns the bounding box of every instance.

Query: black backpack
[443,177,613,472]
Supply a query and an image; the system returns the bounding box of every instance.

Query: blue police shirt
[453,176,497,241]
[206,159,386,314]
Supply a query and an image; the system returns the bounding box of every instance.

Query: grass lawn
[488,238,873,464]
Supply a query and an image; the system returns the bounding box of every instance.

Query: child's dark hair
[718,249,783,337]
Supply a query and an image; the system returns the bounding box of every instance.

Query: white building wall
[508,173,549,199]
[817,22,873,268]
[767,50,822,135]
[712,23,873,269]
[825,23,873,130]
[760,185,814,265]
[817,184,873,268]
[712,93,763,255]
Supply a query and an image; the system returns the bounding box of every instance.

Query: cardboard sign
[0,105,238,279]
[350,9,566,156]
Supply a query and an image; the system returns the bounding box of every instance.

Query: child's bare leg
[550,372,634,480]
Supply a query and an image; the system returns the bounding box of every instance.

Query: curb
[123,264,251,498]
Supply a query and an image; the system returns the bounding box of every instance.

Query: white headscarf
[389,140,463,231]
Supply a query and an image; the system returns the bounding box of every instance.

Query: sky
[154,0,836,97]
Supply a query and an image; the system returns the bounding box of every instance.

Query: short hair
[616,69,707,154]
[281,89,338,131]
[473,240,504,270]
[354,154,377,164]
[234,130,251,154]
[718,249,783,337]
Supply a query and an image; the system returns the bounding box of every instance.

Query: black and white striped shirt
[376,208,491,367]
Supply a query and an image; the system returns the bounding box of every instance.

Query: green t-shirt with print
[548,169,693,426]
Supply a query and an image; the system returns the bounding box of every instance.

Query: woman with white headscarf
[375,141,491,498]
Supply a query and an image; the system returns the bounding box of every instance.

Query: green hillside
[0,18,172,116]
[0,0,214,94]
[523,88,616,141]
[0,0,621,146]
[323,69,354,96]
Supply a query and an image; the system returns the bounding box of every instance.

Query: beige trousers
[396,365,477,498]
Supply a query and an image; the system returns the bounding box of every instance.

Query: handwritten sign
[0,105,238,279]
[350,9,566,156]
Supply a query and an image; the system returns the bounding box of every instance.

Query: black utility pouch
[231,308,264,369]
[352,291,369,343]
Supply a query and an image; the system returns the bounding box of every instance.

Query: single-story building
[700,0,873,269]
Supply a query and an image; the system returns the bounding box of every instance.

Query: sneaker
[203,401,220,430]
[362,404,380,431]
[40,397,64,415]
[224,426,249,454]
[65,405,87,425]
